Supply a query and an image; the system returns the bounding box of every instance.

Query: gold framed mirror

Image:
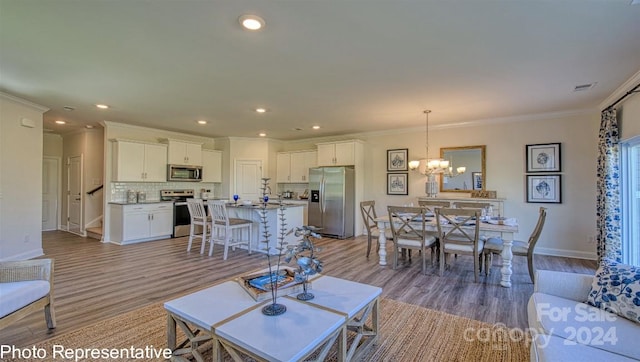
[439,145,486,192]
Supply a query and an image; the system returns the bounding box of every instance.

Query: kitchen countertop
[108,200,173,205]
[226,202,304,210]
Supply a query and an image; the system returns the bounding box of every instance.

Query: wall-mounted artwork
[472,172,483,190]
[527,174,561,203]
[387,173,408,195]
[387,149,408,171]
[526,143,561,172]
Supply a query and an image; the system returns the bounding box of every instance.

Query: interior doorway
[67,155,83,235]
[42,157,60,231]
[234,159,263,201]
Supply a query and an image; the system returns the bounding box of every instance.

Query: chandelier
[408,110,466,196]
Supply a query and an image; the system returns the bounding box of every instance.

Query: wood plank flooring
[1,231,597,348]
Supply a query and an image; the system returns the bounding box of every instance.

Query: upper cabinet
[164,139,202,166]
[277,150,317,183]
[316,140,362,166]
[202,149,222,183]
[111,140,167,182]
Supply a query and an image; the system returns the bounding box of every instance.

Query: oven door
[173,202,191,238]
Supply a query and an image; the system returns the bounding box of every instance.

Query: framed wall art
[387,148,408,171]
[472,172,483,190]
[526,174,561,203]
[526,143,561,172]
[387,173,408,195]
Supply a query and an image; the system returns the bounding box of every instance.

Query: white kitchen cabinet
[276,152,292,183]
[165,139,202,166]
[316,140,361,166]
[290,151,316,182]
[111,140,167,182]
[276,150,316,183]
[109,203,173,244]
[202,149,222,183]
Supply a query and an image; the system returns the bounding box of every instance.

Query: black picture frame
[387,148,408,171]
[526,174,562,203]
[387,173,408,195]
[526,143,561,172]
[472,172,483,190]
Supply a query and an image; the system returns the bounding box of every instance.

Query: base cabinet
[110,203,173,244]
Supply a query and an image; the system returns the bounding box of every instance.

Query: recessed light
[239,15,265,31]
[85,125,95,129]
[312,125,320,130]
[96,104,109,109]
[258,132,267,137]
[255,108,267,113]
[55,120,66,124]
[197,120,207,125]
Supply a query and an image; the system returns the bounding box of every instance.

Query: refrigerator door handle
[320,176,326,214]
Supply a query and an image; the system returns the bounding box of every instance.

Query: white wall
[0,93,47,260]
[43,133,63,157]
[356,111,600,259]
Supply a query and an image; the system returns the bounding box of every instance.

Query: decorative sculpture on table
[258,177,291,316]
[285,226,323,301]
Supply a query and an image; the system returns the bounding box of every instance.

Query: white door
[42,157,59,231]
[67,155,83,235]
[235,159,263,202]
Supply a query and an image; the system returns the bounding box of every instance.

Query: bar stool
[207,200,253,260]
[186,199,209,254]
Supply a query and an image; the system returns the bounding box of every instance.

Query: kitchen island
[225,202,304,254]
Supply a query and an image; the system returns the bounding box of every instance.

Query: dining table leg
[376,220,387,266]
[500,240,513,288]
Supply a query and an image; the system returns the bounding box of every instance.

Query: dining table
[374,214,519,287]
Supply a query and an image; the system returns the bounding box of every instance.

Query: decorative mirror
[439,145,486,193]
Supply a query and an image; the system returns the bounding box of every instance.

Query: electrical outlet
[23,235,30,243]
[587,236,596,244]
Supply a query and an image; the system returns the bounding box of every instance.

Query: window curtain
[596,108,622,263]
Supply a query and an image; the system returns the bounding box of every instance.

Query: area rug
[6,299,529,361]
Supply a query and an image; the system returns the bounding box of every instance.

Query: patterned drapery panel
[596,108,622,263]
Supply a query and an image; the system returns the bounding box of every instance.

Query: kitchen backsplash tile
[110,182,218,202]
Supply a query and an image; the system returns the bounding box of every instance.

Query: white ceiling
[1,0,639,140]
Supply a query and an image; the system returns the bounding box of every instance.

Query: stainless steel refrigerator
[308,166,355,239]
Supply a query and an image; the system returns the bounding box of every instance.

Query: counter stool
[207,200,253,260]
[186,199,210,254]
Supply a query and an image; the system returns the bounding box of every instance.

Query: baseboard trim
[535,246,597,260]
[0,248,44,262]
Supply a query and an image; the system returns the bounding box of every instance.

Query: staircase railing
[87,184,103,195]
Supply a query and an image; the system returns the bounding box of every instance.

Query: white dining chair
[207,200,254,260]
[186,199,209,254]
[435,207,484,282]
[387,206,437,275]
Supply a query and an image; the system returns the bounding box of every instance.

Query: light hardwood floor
[1,230,597,347]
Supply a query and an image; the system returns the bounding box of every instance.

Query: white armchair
[0,259,56,329]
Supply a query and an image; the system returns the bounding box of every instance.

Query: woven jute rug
[7,298,529,361]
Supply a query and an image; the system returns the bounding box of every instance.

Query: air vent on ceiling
[63,106,75,111]
[573,83,597,92]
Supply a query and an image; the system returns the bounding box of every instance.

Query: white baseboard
[0,248,44,262]
[535,246,597,260]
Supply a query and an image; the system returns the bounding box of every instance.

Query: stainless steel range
[161,189,194,238]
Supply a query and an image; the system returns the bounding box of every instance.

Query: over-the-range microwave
[167,164,202,182]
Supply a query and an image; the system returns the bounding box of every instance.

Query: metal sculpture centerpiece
[285,226,323,301]
[258,177,290,316]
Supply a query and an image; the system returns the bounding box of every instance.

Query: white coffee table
[164,274,381,362]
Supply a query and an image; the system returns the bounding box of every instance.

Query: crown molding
[0,91,49,113]
[598,68,640,110]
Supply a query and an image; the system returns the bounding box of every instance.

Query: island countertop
[225,202,305,210]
